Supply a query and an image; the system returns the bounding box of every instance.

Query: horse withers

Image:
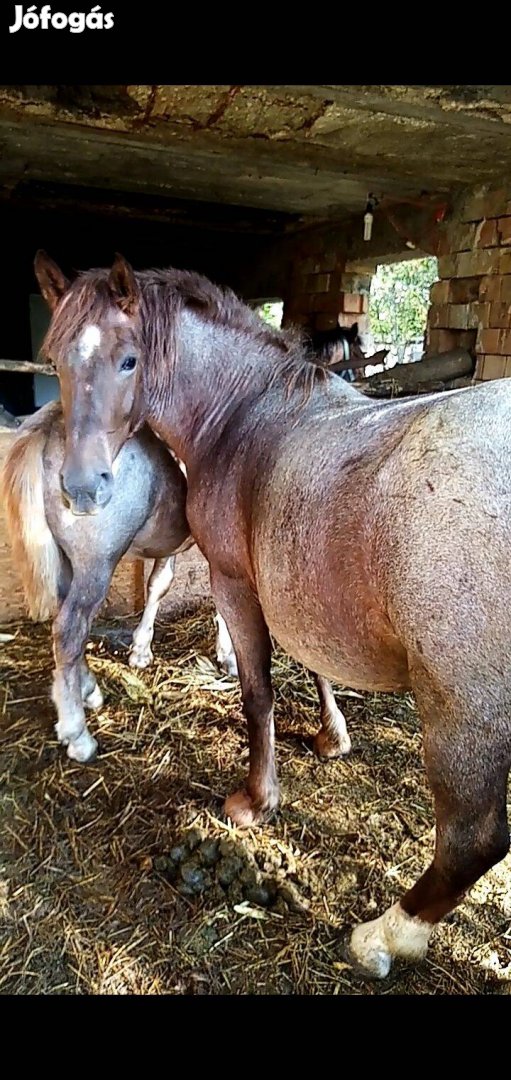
[33,249,511,979]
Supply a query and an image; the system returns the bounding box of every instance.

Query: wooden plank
[0,358,55,375]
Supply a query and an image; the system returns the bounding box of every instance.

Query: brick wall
[426,185,511,380]
[282,238,373,336]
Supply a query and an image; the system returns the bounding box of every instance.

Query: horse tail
[2,402,63,621]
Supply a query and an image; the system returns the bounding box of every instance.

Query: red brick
[474,356,485,379]
[447,277,480,304]
[448,304,471,330]
[501,276,511,302]
[500,250,511,274]
[477,328,501,353]
[438,254,458,279]
[310,292,341,313]
[314,313,338,331]
[477,328,511,354]
[342,292,362,314]
[479,275,502,302]
[500,330,511,353]
[467,302,491,328]
[338,312,368,334]
[307,273,331,293]
[458,330,478,351]
[480,355,508,380]
[498,217,511,245]
[428,328,460,353]
[457,248,499,278]
[489,302,511,328]
[451,222,477,252]
[430,280,450,304]
[428,304,449,329]
[475,218,499,248]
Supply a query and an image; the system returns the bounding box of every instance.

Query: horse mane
[41,266,328,405]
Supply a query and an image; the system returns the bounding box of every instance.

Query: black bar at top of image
[0,4,475,85]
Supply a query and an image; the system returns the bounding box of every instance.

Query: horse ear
[109,253,139,315]
[348,322,359,342]
[34,250,70,311]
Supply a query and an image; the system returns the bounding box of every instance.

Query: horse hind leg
[213,618,350,757]
[347,665,511,978]
[129,557,175,669]
[313,674,351,758]
[214,611,239,677]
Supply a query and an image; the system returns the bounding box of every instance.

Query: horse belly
[255,560,410,693]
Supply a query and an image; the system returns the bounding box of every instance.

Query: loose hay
[1,602,511,995]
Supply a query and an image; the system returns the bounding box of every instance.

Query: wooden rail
[0,359,56,376]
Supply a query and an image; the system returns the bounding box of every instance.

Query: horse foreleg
[129,557,175,669]
[211,571,279,828]
[52,567,112,763]
[79,659,104,711]
[347,663,511,978]
[313,674,351,758]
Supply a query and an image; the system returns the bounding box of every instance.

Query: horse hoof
[66,731,99,764]
[339,928,392,981]
[224,790,278,828]
[84,685,104,711]
[129,646,153,670]
[127,643,153,669]
[314,730,352,760]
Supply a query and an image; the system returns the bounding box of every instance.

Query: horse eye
[120,355,137,372]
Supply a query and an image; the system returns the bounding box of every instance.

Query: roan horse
[33,249,511,979]
[2,400,351,764]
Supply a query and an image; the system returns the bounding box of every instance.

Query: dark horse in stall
[34,250,511,980]
[310,322,366,382]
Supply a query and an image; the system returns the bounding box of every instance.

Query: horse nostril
[100,471,112,484]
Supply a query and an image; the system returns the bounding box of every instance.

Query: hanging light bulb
[363,195,377,241]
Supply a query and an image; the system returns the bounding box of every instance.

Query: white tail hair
[2,402,63,621]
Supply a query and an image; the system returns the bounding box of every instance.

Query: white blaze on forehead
[78,325,102,360]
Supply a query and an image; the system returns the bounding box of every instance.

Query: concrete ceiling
[1,85,511,230]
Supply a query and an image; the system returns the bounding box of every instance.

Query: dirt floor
[1,602,511,996]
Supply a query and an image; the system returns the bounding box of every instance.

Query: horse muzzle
[60,468,114,515]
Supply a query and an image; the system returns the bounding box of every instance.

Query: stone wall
[426,184,511,380]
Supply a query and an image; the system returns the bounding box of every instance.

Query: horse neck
[145,308,294,466]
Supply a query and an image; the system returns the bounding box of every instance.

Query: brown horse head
[34,251,141,514]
